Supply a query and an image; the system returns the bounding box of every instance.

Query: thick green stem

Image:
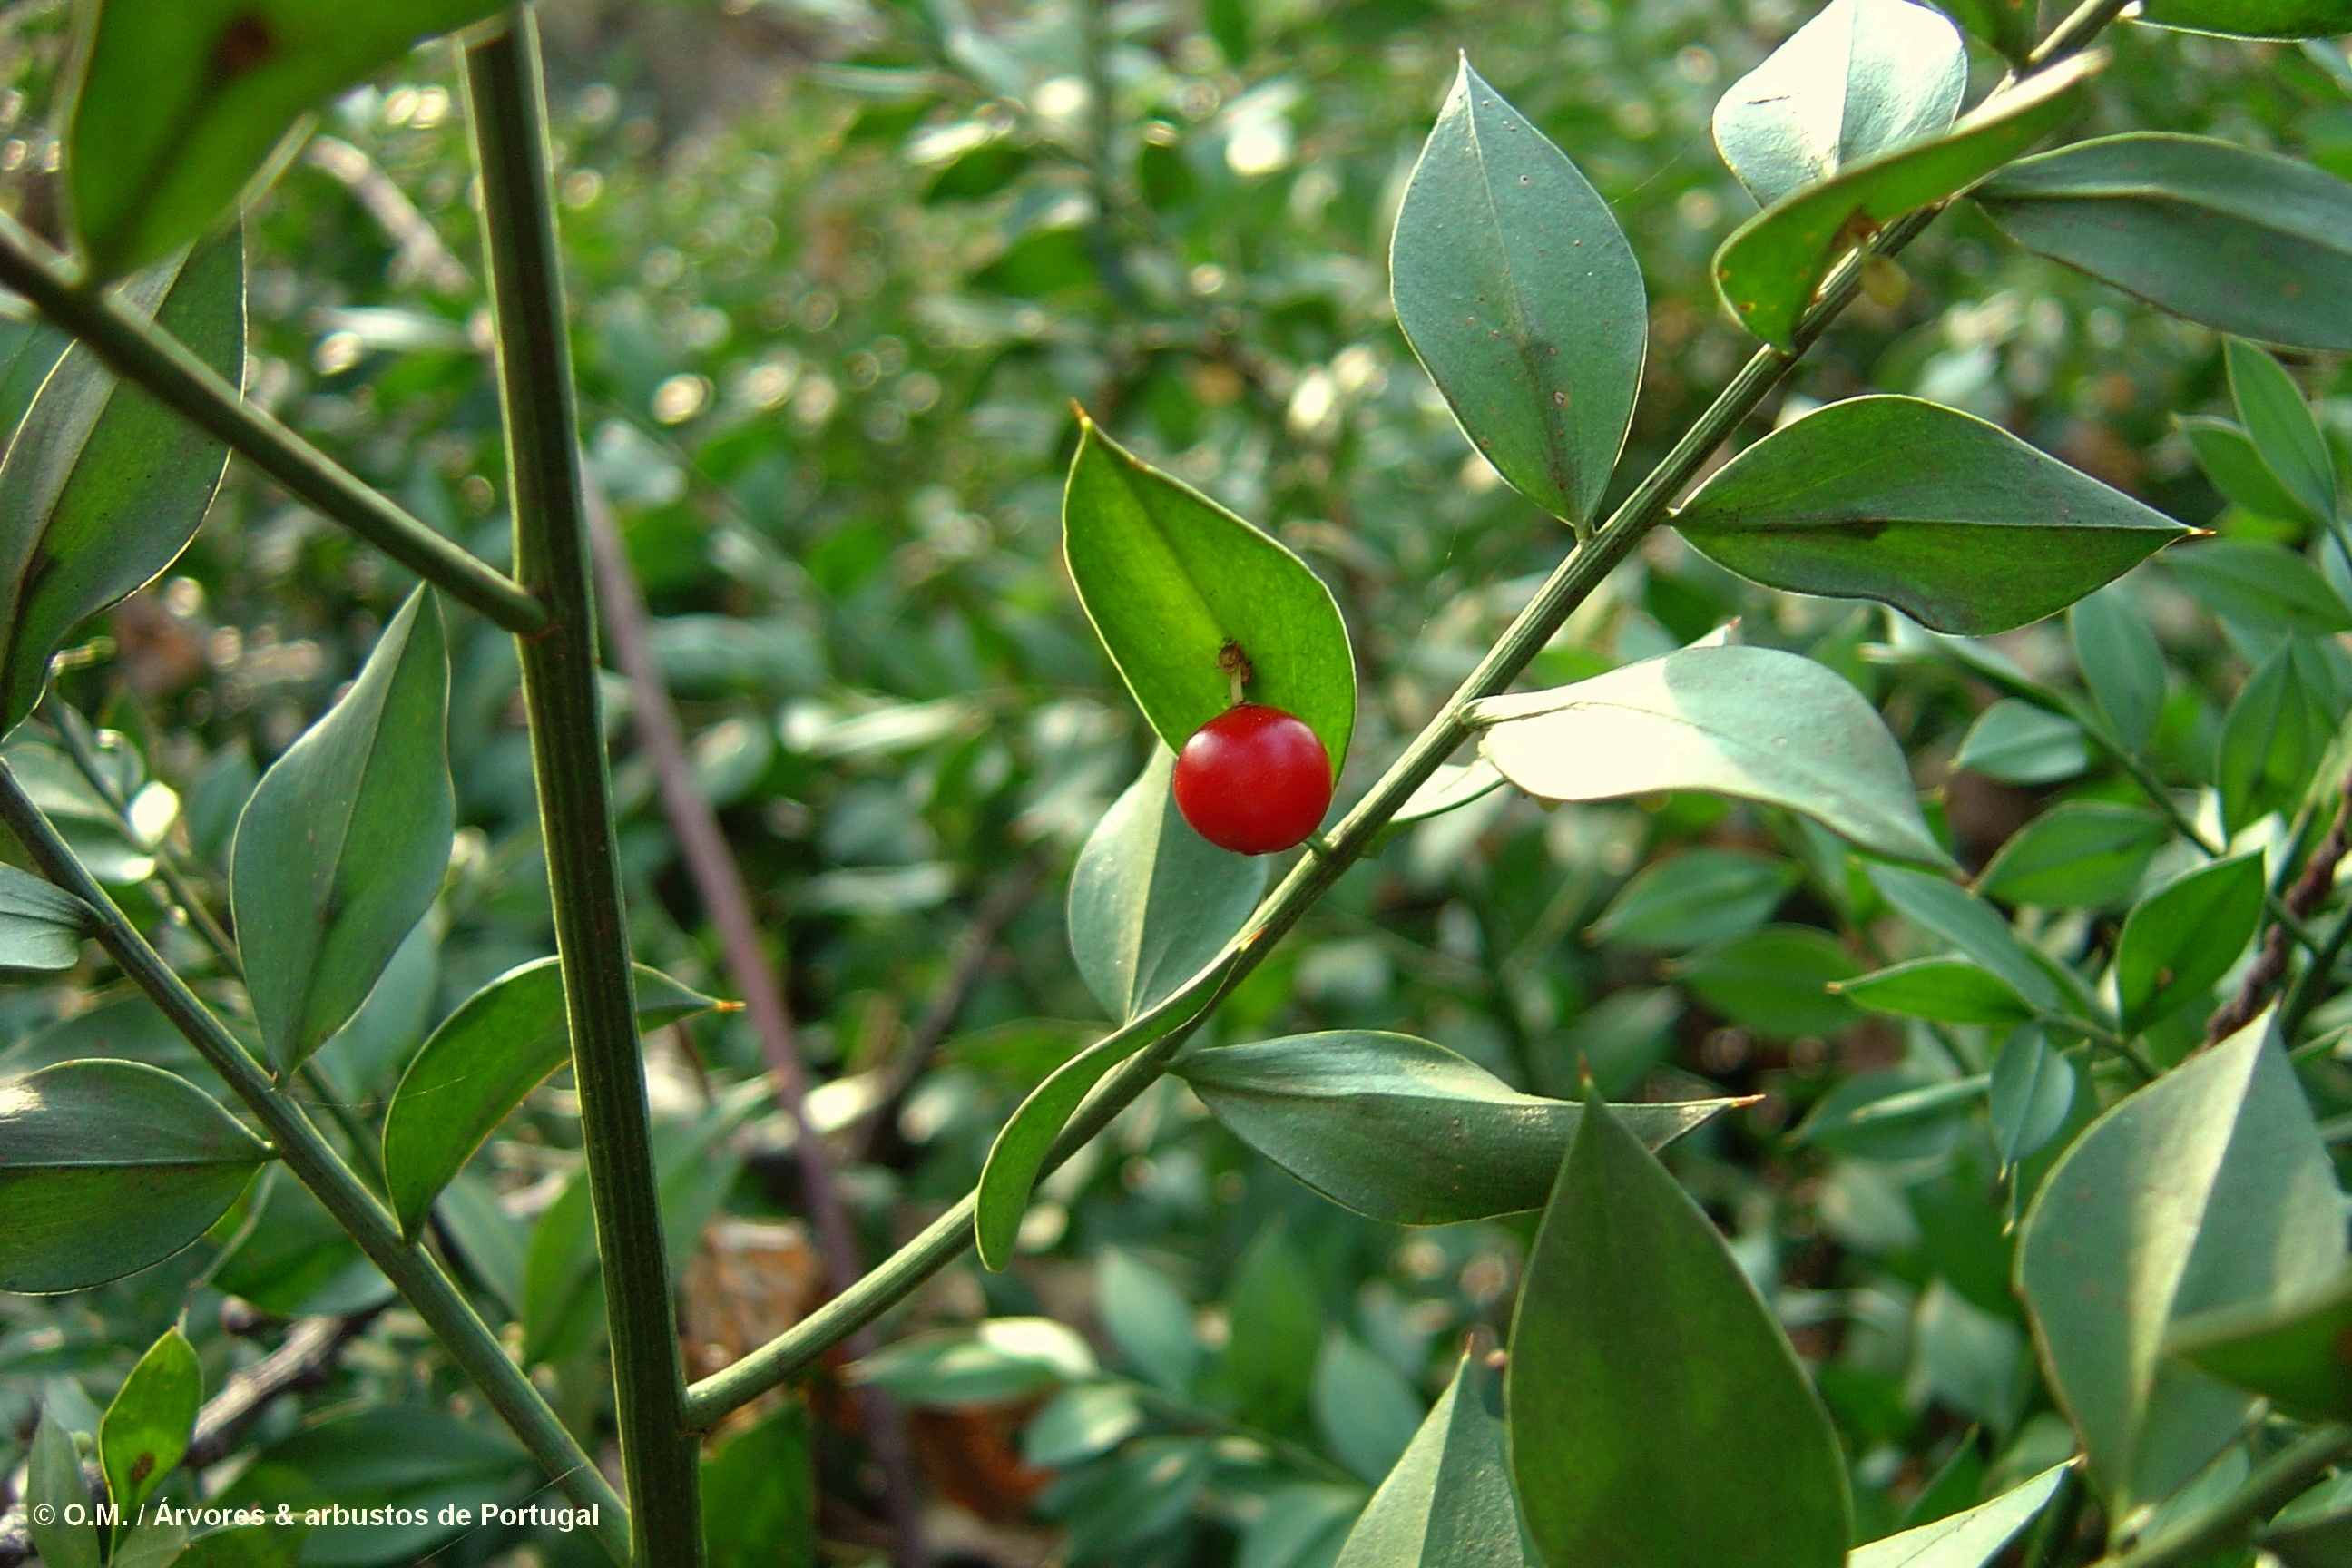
[683,0,2126,1426]
[464,15,701,1566]
[0,763,630,1561]
[2094,1424,2352,1568]
[0,214,544,635]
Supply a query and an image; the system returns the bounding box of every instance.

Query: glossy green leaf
[1714,54,2098,348]
[1838,957,2034,1024]
[29,1409,99,1568]
[2180,416,2316,524]
[1314,1333,1425,1484]
[1847,1464,2071,1568]
[2218,638,2338,833]
[1674,397,2188,634]
[380,956,723,1239]
[2169,539,2352,635]
[1471,645,1947,865]
[1178,1031,1735,1225]
[1063,417,1354,768]
[1934,0,2035,60]
[1509,1095,1850,1568]
[1976,134,2352,350]
[109,1520,185,1568]
[701,1400,816,1568]
[1711,0,1965,209]
[2141,0,2352,44]
[0,1059,266,1291]
[1988,1025,2076,1170]
[1676,924,1865,1038]
[232,587,453,1075]
[1099,1249,1200,1394]
[2229,340,2337,525]
[2069,585,2167,754]
[0,864,93,972]
[1866,862,2073,1016]
[2115,855,2266,1034]
[1588,848,1796,950]
[1389,59,1645,530]
[1975,802,2168,909]
[1332,1350,1529,1568]
[1024,1383,1146,1466]
[1795,1073,1988,1155]
[2261,1473,2352,1568]
[0,232,240,732]
[2168,1269,2352,1422]
[1071,749,1265,1022]
[848,1317,1097,1406]
[2017,1016,2345,1515]
[1953,700,2086,785]
[101,1326,201,1517]
[66,0,508,280]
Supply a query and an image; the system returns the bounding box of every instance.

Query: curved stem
[0,764,629,1561]
[0,214,544,635]
[682,0,2130,1426]
[464,15,702,1566]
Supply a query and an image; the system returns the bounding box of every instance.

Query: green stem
[2282,891,2352,1038]
[0,214,544,636]
[2092,1424,2352,1568]
[463,15,701,1566]
[683,0,2127,1426]
[0,762,630,1561]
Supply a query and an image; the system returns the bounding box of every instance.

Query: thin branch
[2210,769,2352,1043]
[462,14,699,1563]
[583,466,929,1568]
[0,763,629,1559]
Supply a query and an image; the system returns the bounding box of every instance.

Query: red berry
[1172,704,1333,855]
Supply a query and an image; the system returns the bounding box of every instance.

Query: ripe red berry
[1172,704,1333,855]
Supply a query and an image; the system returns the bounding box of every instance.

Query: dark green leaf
[1331,1351,1526,1568]
[2139,0,2352,42]
[2168,1269,2352,1423]
[1673,397,2187,634]
[2218,638,2338,833]
[1711,0,1965,208]
[1224,1218,1321,1431]
[1509,1096,1849,1568]
[212,1166,393,1318]
[2228,340,2337,525]
[1587,848,1795,950]
[701,1400,816,1568]
[1070,750,1264,1022]
[111,1520,186,1568]
[1389,59,1644,530]
[1313,1334,1424,1484]
[1933,0,2035,60]
[1838,957,2034,1024]
[232,587,453,1074]
[1975,802,2168,909]
[67,0,509,279]
[0,864,93,972]
[1099,1249,1200,1394]
[0,233,240,732]
[1714,54,2098,348]
[1988,1025,2076,1169]
[1953,700,2086,785]
[1977,134,2352,350]
[2069,585,2167,754]
[2018,1017,2345,1514]
[1675,924,1864,1038]
[2115,855,2267,1034]
[0,1059,266,1291]
[1865,862,2074,1016]
[380,956,722,1239]
[1471,645,1948,866]
[101,1326,201,1517]
[1848,1464,2071,1568]
[1795,1073,1988,1156]
[1178,1031,1734,1225]
[1063,418,1354,768]
[28,1409,99,1568]
[178,1524,309,1568]
[2262,1473,2352,1568]
[2179,416,2317,524]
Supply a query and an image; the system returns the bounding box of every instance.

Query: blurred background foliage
[5,0,2352,1563]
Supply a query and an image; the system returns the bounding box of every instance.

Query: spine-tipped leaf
[231,586,452,1075]
[1332,1349,1530,1568]
[1390,59,1645,532]
[1672,397,2190,634]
